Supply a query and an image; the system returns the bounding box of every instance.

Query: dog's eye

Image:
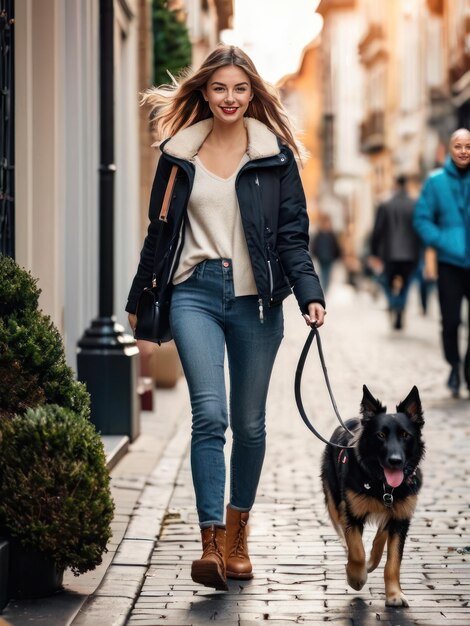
[401,431,411,440]
[377,432,386,440]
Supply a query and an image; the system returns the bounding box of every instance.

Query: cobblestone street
[82,275,470,626]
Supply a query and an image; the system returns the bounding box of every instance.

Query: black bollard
[77,0,139,440]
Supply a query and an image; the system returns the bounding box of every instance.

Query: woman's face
[203,65,253,125]
[449,130,470,169]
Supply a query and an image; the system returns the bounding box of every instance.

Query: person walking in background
[126,45,326,591]
[414,128,470,398]
[309,214,341,293]
[369,175,421,330]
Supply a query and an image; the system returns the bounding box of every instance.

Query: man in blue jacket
[414,128,470,397]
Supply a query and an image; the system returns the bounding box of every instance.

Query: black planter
[0,539,9,609]
[8,539,64,599]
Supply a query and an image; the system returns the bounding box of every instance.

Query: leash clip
[383,490,394,508]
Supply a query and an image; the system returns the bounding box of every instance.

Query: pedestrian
[309,214,341,293]
[369,175,421,330]
[126,44,326,591]
[413,128,470,398]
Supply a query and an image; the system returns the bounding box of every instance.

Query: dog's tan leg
[367,528,387,573]
[345,525,367,590]
[384,529,409,607]
[325,491,346,548]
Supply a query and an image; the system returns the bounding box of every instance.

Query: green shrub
[0,255,41,320]
[153,0,192,85]
[0,257,90,419]
[0,405,114,575]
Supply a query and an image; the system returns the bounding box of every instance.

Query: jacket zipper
[267,258,274,296]
[166,222,184,285]
[258,298,264,323]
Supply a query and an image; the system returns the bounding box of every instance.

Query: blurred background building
[1,0,468,367]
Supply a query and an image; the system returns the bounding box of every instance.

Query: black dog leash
[295,322,355,449]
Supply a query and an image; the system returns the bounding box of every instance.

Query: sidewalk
[6,275,470,625]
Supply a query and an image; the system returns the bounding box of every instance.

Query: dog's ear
[360,385,386,420]
[396,386,424,426]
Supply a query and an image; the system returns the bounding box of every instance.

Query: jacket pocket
[266,243,288,300]
[437,227,466,261]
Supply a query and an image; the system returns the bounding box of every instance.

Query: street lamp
[77,0,139,441]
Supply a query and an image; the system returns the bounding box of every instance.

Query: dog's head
[357,385,425,488]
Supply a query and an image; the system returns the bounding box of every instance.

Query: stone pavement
[84,275,470,625]
[10,274,470,626]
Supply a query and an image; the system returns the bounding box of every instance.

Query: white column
[114,2,140,328]
[62,0,100,365]
[15,0,64,331]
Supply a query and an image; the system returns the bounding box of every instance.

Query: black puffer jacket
[126,118,325,316]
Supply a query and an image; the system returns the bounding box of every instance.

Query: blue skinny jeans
[169,259,284,528]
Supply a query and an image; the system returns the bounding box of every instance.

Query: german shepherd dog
[321,385,425,607]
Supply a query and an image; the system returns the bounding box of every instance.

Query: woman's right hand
[128,313,137,333]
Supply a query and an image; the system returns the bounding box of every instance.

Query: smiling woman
[127,43,326,592]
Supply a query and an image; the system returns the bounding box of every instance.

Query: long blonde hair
[142,44,305,160]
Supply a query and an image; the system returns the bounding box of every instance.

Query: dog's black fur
[321,385,425,607]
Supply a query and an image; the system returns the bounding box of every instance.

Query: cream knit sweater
[172,153,258,296]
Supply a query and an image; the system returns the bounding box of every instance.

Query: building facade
[10,0,144,364]
[4,0,230,367]
[317,0,469,260]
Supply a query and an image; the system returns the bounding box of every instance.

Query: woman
[126,44,326,591]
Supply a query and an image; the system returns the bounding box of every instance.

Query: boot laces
[231,521,247,557]
[203,528,224,559]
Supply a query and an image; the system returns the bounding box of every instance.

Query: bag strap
[159,164,178,222]
[151,164,179,287]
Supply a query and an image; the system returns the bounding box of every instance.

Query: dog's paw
[385,591,409,607]
[346,564,367,591]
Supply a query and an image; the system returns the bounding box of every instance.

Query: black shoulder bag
[134,164,178,344]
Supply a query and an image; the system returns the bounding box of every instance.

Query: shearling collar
[160,117,281,161]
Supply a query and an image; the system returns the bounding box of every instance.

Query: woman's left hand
[303,302,326,328]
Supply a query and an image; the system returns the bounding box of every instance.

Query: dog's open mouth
[383,468,404,488]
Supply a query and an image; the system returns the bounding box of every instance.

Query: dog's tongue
[384,468,404,488]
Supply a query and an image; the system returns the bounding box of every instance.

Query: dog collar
[382,485,394,508]
[362,481,394,507]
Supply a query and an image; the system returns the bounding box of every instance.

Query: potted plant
[0,405,114,598]
[0,256,90,419]
[0,257,114,598]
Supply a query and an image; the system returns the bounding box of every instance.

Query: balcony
[428,87,454,124]
[426,0,444,14]
[359,111,385,153]
[359,24,387,66]
[213,0,233,30]
[317,0,356,16]
[449,52,470,88]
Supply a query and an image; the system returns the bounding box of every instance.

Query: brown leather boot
[225,505,253,579]
[191,525,228,591]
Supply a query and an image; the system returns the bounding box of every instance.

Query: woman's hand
[128,313,137,333]
[303,302,326,328]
